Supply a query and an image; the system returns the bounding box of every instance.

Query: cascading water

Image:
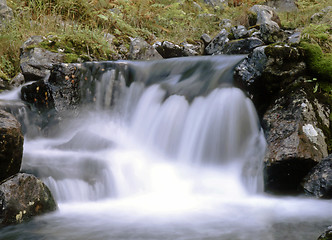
[0,56,331,240]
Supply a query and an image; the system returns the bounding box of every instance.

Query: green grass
[0,0,331,81]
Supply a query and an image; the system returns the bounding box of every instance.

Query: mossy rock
[300,42,332,82]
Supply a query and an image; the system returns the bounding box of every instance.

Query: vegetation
[0,0,330,81]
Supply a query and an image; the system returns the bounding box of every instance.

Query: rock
[129,37,163,60]
[218,37,264,54]
[249,5,283,43]
[219,19,232,30]
[201,33,212,46]
[303,155,332,198]
[0,0,13,26]
[265,0,298,12]
[231,25,249,39]
[205,29,229,55]
[311,6,331,24]
[235,44,306,114]
[262,87,329,194]
[0,173,57,225]
[204,0,228,8]
[287,31,301,44]
[318,226,332,240]
[10,73,25,88]
[0,110,24,182]
[21,80,55,112]
[154,41,203,58]
[20,36,65,82]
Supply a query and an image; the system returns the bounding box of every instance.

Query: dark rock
[0,78,9,91]
[55,130,114,151]
[0,110,23,182]
[303,155,332,198]
[129,37,163,60]
[265,0,298,12]
[318,226,332,240]
[0,173,57,225]
[205,29,229,55]
[21,80,55,111]
[0,0,13,26]
[218,37,264,54]
[231,25,249,39]
[48,63,81,114]
[263,88,329,194]
[20,36,65,82]
[235,44,306,114]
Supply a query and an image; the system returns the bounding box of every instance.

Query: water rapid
[0,56,331,240]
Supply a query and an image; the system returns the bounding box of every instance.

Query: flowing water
[0,56,331,240]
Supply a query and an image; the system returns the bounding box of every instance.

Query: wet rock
[154,41,203,58]
[303,155,332,199]
[20,36,65,82]
[21,80,55,112]
[0,173,57,225]
[129,37,163,60]
[263,88,329,194]
[218,37,264,55]
[249,5,283,43]
[231,25,249,39]
[265,0,298,12]
[205,29,229,55]
[311,6,331,24]
[0,0,13,26]
[235,44,306,114]
[0,110,24,182]
[318,226,332,240]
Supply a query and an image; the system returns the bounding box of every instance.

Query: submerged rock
[0,173,57,225]
[263,88,329,194]
[0,110,24,182]
[303,155,332,199]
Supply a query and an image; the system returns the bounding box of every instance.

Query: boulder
[262,87,329,194]
[154,41,203,58]
[129,37,163,60]
[235,44,306,114]
[219,19,232,30]
[218,37,264,55]
[318,226,332,240]
[0,0,13,26]
[205,29,229,55]
[200,33,212,46]
[0,110,24,182]
[0,173,57,225]
[20,36,65,82]
[10,73,25,88]
[265,0,298,12]
[249,5,283,43]
[303,155,332,198]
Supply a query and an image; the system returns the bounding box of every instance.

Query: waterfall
[1,56,332,240]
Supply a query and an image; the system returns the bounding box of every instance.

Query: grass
[0,0,330,81]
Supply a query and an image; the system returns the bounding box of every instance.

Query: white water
[0,56,332,239]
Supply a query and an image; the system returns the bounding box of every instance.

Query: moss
[300,42,332,82]
[264,44,303,60]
